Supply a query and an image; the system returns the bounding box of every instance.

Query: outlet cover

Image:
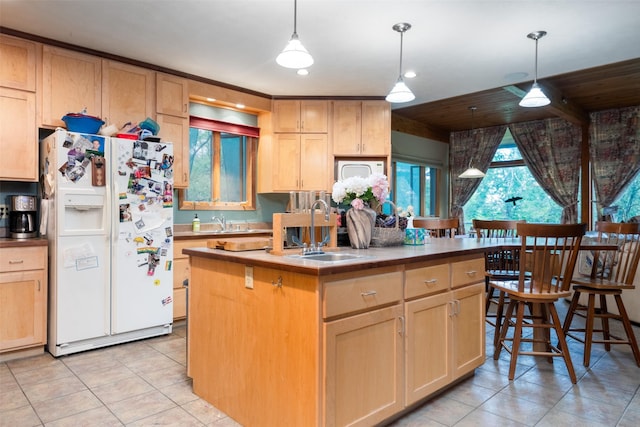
[245,266,254,289]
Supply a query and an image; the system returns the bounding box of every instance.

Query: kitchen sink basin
[288,253,363,262]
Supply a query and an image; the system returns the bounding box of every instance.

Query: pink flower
[350,198,365,210]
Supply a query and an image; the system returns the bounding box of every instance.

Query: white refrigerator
[41,129,174,356]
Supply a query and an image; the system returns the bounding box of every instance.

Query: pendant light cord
[398,31,404,77]
[533,37,539,83]
[293,0,298,36]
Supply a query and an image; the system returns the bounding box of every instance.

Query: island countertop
[183,237,500,275]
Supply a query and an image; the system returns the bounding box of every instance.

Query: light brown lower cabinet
[324,304,404,427]
[187,254,485,427]
[405,283,485,405]
[0,246,48,360]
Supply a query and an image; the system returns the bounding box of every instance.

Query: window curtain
[509,118,582,224]
[589,106,640,216]
[449,125,506,234]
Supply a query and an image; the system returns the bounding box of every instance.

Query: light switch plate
[245,266,254,289]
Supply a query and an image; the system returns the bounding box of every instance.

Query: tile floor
[1,300,639,427]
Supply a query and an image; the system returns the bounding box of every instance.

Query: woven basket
[371,201,405,247]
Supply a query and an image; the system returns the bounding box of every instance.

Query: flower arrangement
[397,205,415,218]
[332,173,389,210]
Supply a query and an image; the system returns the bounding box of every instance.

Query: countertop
[0,237,48,248]
[183,238,496,276]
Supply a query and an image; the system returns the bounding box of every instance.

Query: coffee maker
[9,195,38,239]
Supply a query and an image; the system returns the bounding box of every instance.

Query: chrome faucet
[211,215,226,231]
[305,199,330,255]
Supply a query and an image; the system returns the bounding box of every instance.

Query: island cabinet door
[323,304,404,427]
[404,291,452,405]
[451,283,485,379]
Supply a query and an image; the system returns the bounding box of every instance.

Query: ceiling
[2,0,639,141]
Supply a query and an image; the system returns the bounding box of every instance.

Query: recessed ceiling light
[404,71,416,79]
[236,103,245,109]
[297,69,309,76]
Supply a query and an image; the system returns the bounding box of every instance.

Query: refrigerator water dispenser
[62,193,106,234]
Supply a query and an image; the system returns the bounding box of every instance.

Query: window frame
[178,116,258,211]
[391,160,440,217]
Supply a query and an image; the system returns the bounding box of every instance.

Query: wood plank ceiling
[391,58,640,143]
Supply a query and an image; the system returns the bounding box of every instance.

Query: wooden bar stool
[493,223,586,383]
[413,218,459,238]
[473,219,526,346]
[563,221,640,367]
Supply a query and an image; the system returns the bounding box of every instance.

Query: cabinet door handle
[423,279,437,287]
[9,259,25,264]
[183,103,187,113]
[37,280,41,291]
[398,316,405,336]
[466,270,478,276]
[360,290,377,297]
[449,301,455,317]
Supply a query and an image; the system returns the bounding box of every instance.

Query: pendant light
[459,106,486,179]
[276,0,314,69]
[519,31,550,108]
[386,23,415,103]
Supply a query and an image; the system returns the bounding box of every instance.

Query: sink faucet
[306,199,330,255]
[211,215,226,231]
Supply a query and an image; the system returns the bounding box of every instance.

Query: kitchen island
[184,239,495,427]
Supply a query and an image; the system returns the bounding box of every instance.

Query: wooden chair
[493,222,586,383]
[412,217,459,238]
[563,221,640,367]
[473,219,526,343]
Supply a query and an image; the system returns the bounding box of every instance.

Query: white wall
[391,131,450,218]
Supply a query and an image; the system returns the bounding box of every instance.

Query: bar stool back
[563,221,640,367]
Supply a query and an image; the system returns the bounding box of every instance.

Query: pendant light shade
[277,0,313,69]
[519,31,550,108]
[386,77,415,103]
[459,166,486,179]
[459,106,486,179]
[386,23,415,103]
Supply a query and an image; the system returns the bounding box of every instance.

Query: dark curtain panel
[509,118,582,224]
[449,125,506,233]
[589,106,640,216]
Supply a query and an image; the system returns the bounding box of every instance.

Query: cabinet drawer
[405,263,450,299]
[174,239,209,259]
[451,256,485,288]
[323,271,403,319]
[0,247,46,272]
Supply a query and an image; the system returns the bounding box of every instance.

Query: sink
[288,253,363,262]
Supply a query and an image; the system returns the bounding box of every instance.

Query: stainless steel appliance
[9,195,38,239]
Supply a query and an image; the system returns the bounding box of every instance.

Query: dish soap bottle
[192,214,200,232]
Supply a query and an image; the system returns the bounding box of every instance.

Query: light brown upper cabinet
[272,133,330,192]
[0,34,37,91]
[0,88,37,181]
[41,46,102,128]
[102,60,155,130]
[156,73,189,118]
[156,114,189,188]
[0,35,38,182]
[273,100,328,133]
[156,73,190,187]
[332,100,390,156]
